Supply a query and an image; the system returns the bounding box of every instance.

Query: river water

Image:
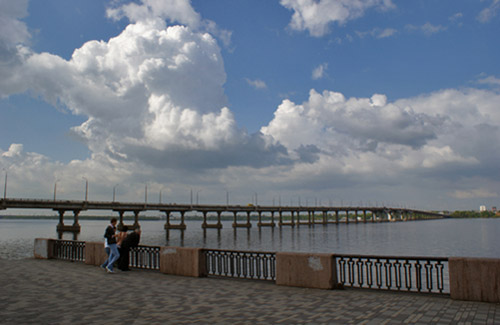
[0,218,499,260]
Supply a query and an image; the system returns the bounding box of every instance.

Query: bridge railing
[335,254,449,294]
[204,248,276,281]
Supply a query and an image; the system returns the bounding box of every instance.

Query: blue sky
[1,0,499,211]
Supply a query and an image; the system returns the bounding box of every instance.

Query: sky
[1,0,499,212]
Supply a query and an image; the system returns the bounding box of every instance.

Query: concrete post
[72,210,80,227]
[449,257,500,303]
[34,238,55,259]
[118,211,125,228]
[180,211,185,228]
[160,247,207,277]
[202,211,208,228]
[276,252,338,289]
[133,210,140,228]
[84,241,107,266]
[57,210,65,228]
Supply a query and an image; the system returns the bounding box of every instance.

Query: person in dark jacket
[118,228,141,271]
[102,218,120,273]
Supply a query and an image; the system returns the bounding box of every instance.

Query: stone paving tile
[1,258,500,324]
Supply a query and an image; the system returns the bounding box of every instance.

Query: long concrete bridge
[0,197,448,233]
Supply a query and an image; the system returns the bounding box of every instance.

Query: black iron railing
[130,245,161,270]
[335,254,449,294]
[48,240,450,294]
[53,240,86,262]
[204,249,276,281]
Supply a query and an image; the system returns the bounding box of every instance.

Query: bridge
[0,197,448,234]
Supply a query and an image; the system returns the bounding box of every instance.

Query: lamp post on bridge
[53,179,59,201]
[113,184,119,202]
[2,168,7,200]
[82,177,88,201]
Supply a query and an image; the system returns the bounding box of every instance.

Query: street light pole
[82,177,88,201]
[113,184,119,202]
[53,180,59,201]
[2,169,7,200]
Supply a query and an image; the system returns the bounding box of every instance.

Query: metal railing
[130,245,161,270]
[48,240,450,294]
[53,240,85,262]
[335,254,449,294]
[204,249,276,281]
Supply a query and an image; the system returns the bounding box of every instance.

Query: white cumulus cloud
[477,0,500,23]
[245,78,267,90]
[312,63,328,80]
[280,0,395,37]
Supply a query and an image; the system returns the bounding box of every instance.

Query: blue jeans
[106,244,120,271]
[101,247,111,268]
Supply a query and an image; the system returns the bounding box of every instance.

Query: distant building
[492,206,497,212]
[479,205,487,212]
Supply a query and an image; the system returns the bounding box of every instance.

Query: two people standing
[101,217,142,273]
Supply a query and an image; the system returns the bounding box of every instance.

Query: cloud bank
[0,0,499,209]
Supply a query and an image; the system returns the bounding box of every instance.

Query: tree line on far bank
[450,210,499,218]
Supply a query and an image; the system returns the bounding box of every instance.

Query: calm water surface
[0,218,499,259]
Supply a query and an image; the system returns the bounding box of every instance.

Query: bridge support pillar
[232,211,252,228]
[164,211,187,230]
[133,211,140,228]
[72,210,80,227]
[345,210,349,224]
[116,210,141,231]
[258,211,275,227]
[57,210,64,229]
[202,211,223,229]
[55,209,81,233]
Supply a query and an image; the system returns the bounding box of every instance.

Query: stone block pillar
[276,252,338,289]
[85,241,108,266]
[34,238,55,259]
[160,246,207,277]
[449,257,500,303]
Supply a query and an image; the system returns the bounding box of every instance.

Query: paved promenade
[0,259,499,324]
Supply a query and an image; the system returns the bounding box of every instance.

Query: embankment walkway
[0,259,499,324]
